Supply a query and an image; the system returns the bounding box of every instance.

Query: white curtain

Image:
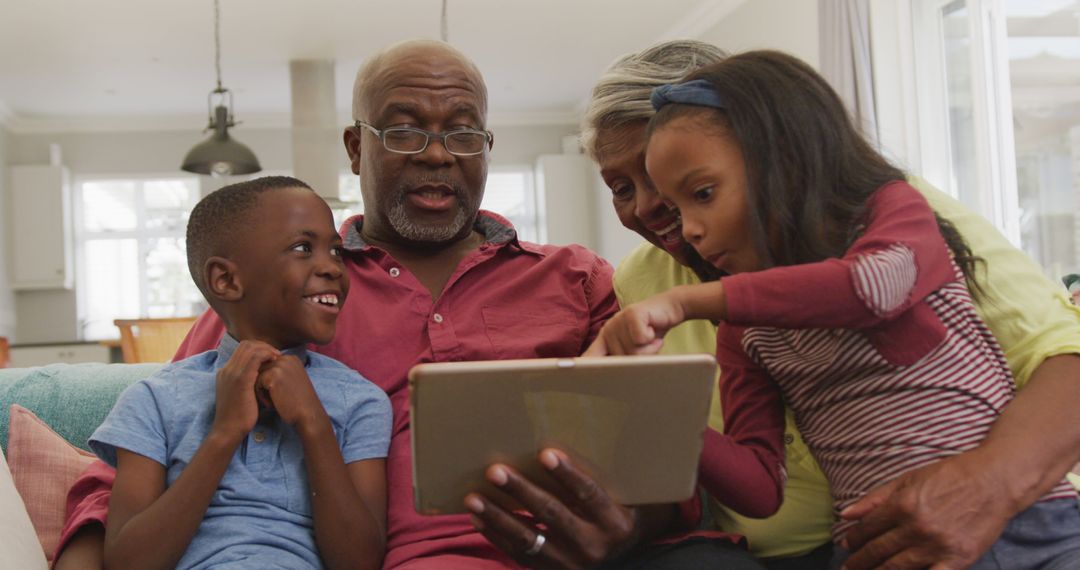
[820,0,879,146]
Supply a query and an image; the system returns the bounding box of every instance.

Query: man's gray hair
[351,39,486,121]
[580,40,728,160]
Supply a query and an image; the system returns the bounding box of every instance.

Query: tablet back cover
[409,354,716,515]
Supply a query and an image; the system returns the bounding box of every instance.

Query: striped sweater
[698,181,1075,543]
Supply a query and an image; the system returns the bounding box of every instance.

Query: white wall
[4,122,577,343]
[492,124,579,167]
[0,127,15,339]
[699,0,820,67]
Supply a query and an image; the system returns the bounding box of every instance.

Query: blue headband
[650,79,725,111]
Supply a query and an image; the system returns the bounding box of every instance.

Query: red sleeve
[697,323,786,518]
[172,308,226,361]
[581,251,619,351]
[55,461,116,559]
[722,181,956,330]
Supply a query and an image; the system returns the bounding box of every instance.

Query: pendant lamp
[181,0,261,177]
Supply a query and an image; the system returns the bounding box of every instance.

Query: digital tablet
[408,354,716,515]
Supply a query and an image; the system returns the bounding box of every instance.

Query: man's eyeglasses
[354,121,493,157]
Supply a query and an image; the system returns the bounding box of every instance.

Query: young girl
[586,50,1080,568]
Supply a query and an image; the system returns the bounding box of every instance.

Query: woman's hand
[465,449,674,569]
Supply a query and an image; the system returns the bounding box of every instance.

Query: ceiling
[0,0,746,132]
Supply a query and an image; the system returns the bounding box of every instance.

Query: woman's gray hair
[580,40,728,160]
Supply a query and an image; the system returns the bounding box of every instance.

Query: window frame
[909,0,1022,243]
[73,173,202,340]
[485,164,542,243]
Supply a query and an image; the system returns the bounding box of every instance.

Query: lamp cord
[214,0,223,92]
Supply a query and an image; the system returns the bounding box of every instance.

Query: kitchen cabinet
[8,165,73,289]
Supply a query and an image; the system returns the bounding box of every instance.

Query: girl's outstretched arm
[721,181,957,331]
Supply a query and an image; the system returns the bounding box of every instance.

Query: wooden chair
[0,336,9,368]
[113,317,198,363]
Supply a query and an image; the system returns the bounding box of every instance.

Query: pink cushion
[6,405,96,562]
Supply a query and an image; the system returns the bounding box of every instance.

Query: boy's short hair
[186,175,314,299]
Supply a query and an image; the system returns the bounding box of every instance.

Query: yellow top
[612,177,1080,558]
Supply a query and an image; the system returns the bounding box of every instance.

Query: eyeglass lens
[382,128,487,154]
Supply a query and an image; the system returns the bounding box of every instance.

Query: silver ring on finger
[524,532,546,556]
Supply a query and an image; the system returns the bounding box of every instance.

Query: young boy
[88,176,391,569]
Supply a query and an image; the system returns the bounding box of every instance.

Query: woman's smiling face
[596,121,694,266]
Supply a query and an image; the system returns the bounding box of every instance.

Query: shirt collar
[216,333,309,368]
[341,210,521,251]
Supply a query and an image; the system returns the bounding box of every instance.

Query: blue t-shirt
[90,335,392,570]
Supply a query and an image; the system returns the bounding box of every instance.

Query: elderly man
[55,40,758,570]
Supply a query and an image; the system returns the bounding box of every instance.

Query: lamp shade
[181,105,262,177]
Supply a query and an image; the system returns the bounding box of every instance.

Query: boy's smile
[228,187,349,349]
[302,293,341,311]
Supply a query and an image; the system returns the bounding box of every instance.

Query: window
[483,167,542,243]
[911,0,1019,241]
[334,172,364,230]
[75,177,203,340]
[1001,0,1080,278]
[908,0,1080,281]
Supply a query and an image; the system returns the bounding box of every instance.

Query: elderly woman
[574,39,1080,570]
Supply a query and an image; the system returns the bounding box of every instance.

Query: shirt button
[433,313,444,323]
[253,431,266,443]
[389,267,401,277]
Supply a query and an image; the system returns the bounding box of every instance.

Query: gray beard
[386,184,473,242]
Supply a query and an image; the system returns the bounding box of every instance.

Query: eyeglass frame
[353,121,494,157]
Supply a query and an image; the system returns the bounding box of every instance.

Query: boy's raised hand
[584,291,686,356]
[213,340,280,442]
[256,355,329,432]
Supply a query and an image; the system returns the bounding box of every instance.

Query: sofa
[0,362,164,567]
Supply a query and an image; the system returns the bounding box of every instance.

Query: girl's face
[645,114,760,275]
[595,122,692,265]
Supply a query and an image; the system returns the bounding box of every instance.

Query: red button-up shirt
[176,211,618,568]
